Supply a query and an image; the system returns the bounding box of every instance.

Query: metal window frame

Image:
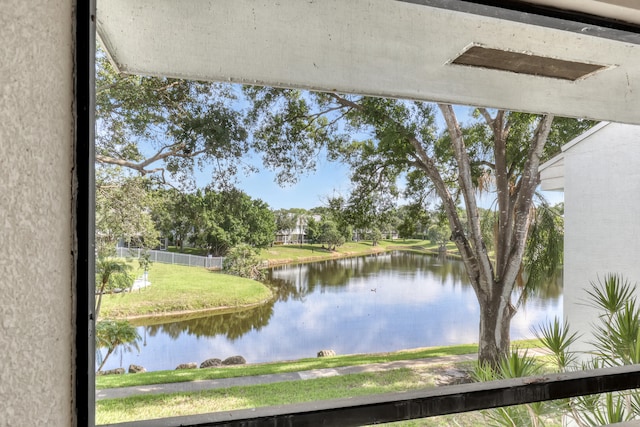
[75,1,640,426]
[75,0,96,425]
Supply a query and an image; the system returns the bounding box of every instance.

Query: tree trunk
[95,279,108,320]
[477,285,516,367]
[97,347,114,372]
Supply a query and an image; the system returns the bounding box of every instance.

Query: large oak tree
[96,51,250,188]
[185,188,275,256]
[245,87,593,366]
[95,49,255,255]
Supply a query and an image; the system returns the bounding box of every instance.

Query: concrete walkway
[96,348,550,401]
[130,275,150,291]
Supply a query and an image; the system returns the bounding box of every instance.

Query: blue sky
[197,103,457,210]
[227,157,563,211]
[232,154,352,210]
[197,103,564,211]
[195,145,564,212]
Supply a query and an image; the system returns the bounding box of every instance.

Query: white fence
[116,247,224,269]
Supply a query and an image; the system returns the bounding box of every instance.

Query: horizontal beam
[400,0,640,44]
[105,364,640,427]
[97,0,640,124]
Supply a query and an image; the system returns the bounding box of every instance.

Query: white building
[540,122,640,351]
[274,214,321,244]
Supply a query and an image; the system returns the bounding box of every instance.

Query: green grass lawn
[95,354,558,426]
[96,368,439,424]
[259,239,459,264]
[96,339,541,389]
[99,263,272,319]
[96,343,477,389]
[167,239,459,264]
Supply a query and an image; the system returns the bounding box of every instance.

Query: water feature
[100,251,562,372]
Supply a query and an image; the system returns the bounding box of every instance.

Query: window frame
[75,1,640,426]
[76,0,96,426]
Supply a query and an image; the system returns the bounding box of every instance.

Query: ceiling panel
[97,0,640,124]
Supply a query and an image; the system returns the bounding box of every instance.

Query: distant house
[539,122,640,352]
[352,229,399,241]
[275,214,321,244]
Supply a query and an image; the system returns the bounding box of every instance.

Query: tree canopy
[96,51,250,189]
[95,168,160,255]
[245,87,594,365]
[318,218,345,251]
[95,319,140,372]
[154,188,276,256]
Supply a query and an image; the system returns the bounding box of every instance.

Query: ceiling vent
[451,45,609,81]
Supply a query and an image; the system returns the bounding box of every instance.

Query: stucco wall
[564,123,640,352]
[0,1,74,426]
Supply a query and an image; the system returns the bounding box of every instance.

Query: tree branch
[96,141,206,176]
[157,81,181,92]
[493,110,512,279]
[439,104,494,291]
[502,114,555,291]
[328,93,365,112]
[473,160,496,170]
[327,96,482,288]
[96,81,120,94]
[477,108,494,127]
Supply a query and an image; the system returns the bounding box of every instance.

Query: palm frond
[534,317,580,371]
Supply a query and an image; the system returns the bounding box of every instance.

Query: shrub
[223,243,264,280]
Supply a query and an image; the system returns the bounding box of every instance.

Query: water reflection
[143,302,276,341]
[268,252,471,295]
[101,252,562,371]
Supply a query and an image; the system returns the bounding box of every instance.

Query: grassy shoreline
[96,339,541,390]
[98,240,489,389]
[261,239,460,265]
[96,368,478,425]
[124,299,273,324]
[102,239,458,321]
[96,339,547,425]
[169,239,460,266]
[99,263,273,320]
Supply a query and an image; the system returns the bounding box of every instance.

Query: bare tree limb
[473,160,496,170]
[493,110,511,279]
[439,103,494,292]
[478,108,494,127]
[502,114,555,292]
[96,141,207,176]
[328,93,365,112]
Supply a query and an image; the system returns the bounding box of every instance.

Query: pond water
[99,251,562,372]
